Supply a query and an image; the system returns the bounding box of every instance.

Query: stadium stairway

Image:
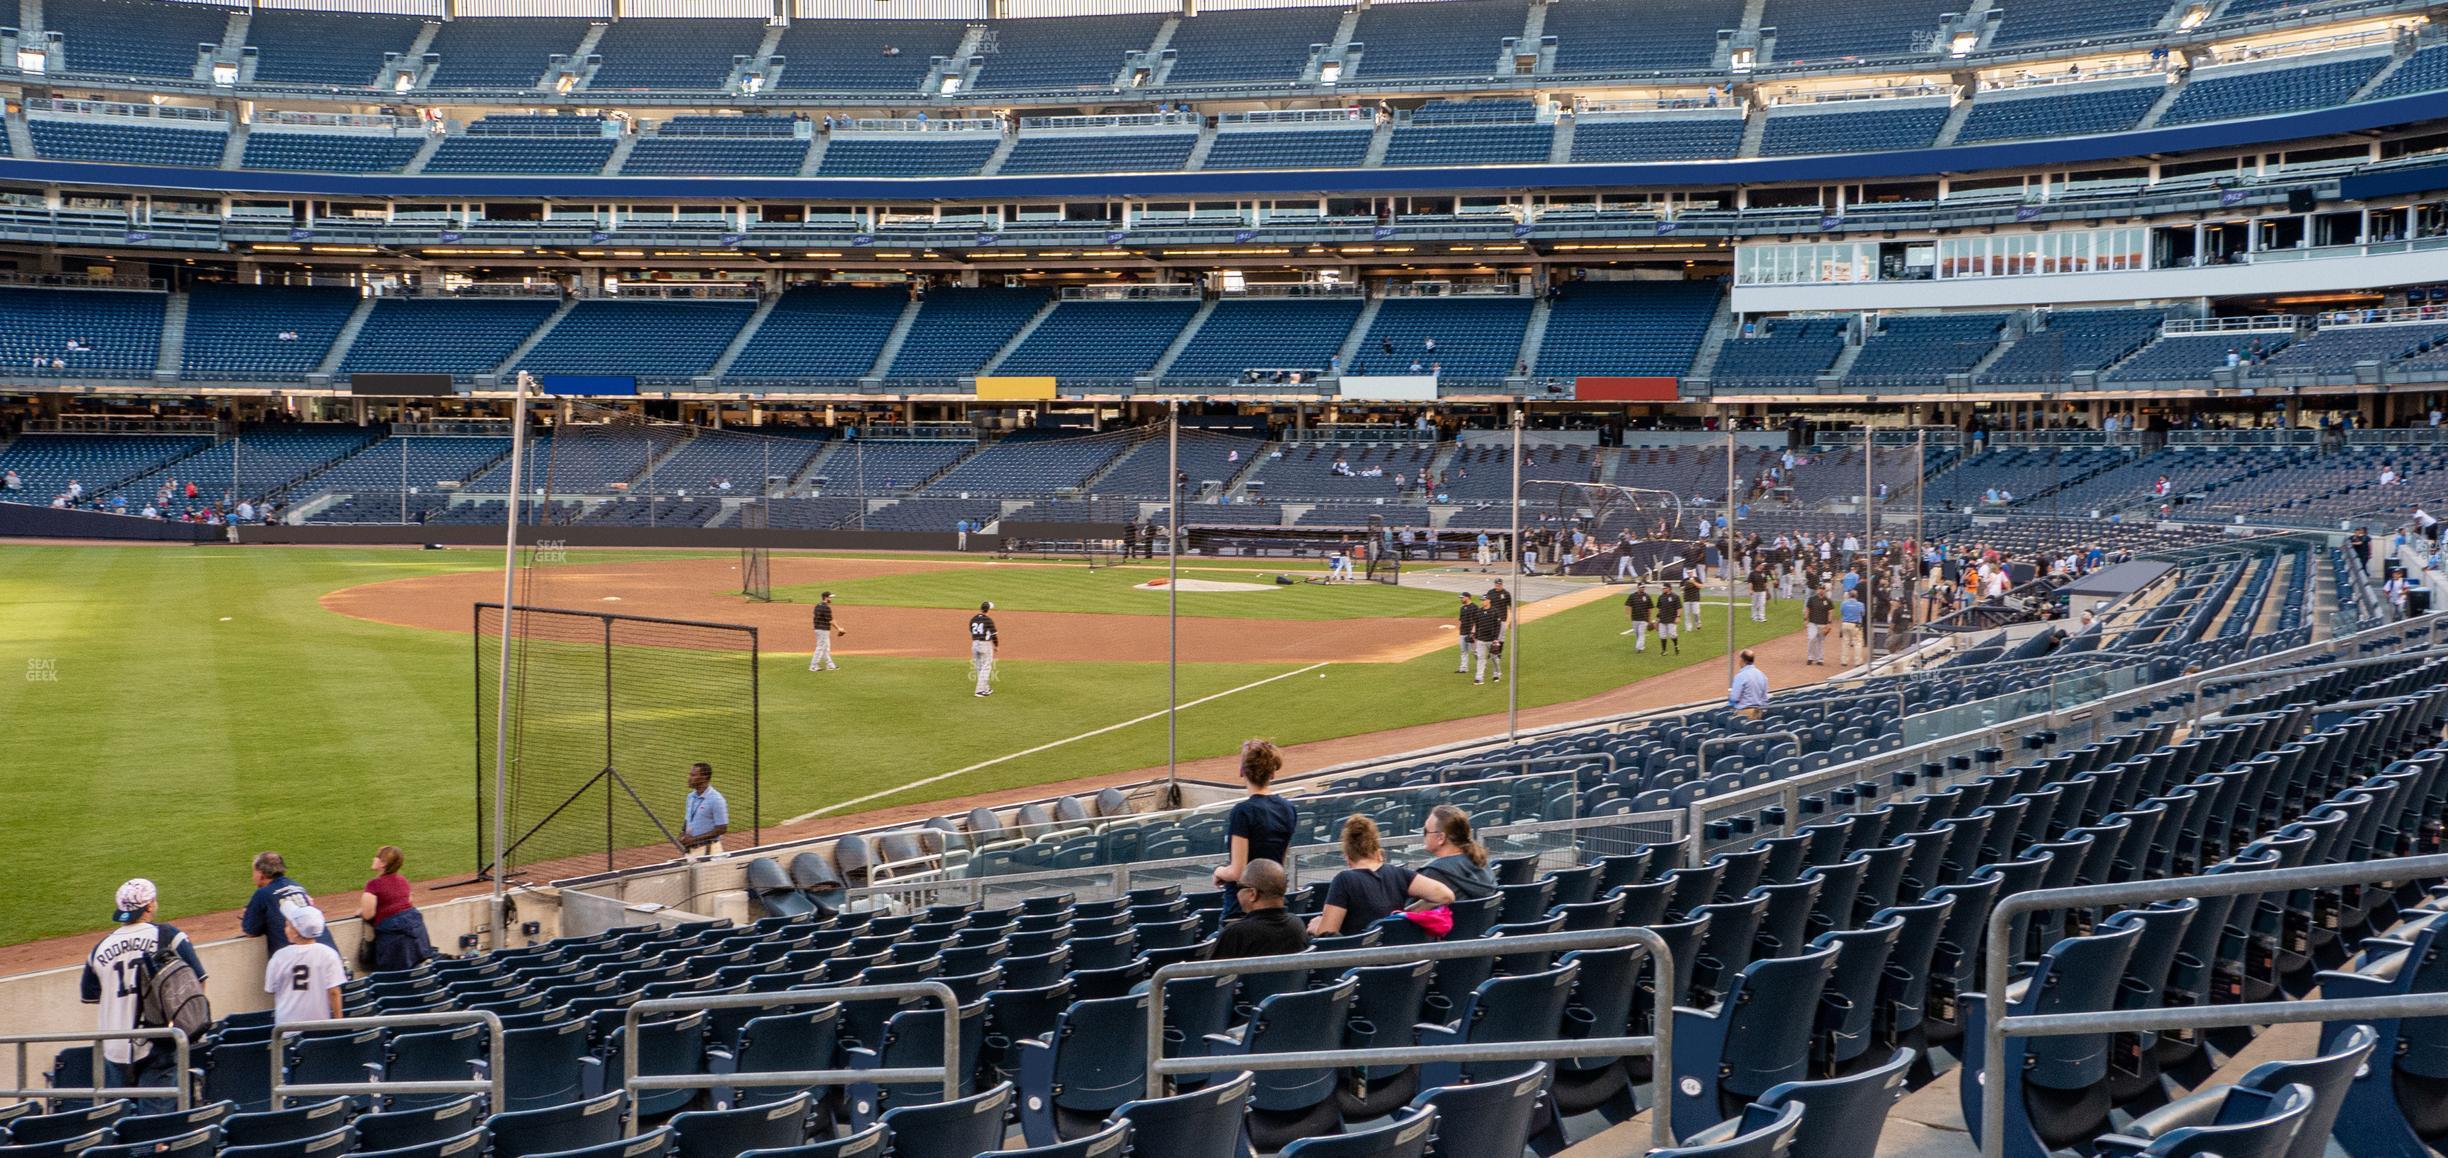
[1362,118,1394,166]
[152,293,188,385]
[980,130,1021,177]
[863,296,925,383]
[2134,77,2187,129]
[492,297,579,378]
[602,131,640,176]
[1334,294,1385,371]
[1738,104,1770,156]
[705,293,781,382]
[1686,294,1740,379]
[1547,114,1574,163]
[312,295,379,379]
[796,130,828,176]
[1932,95,1976,147]
[978,297,1062,376]
[1184,119,1219,170]
[1145,297,1218,382]
[217,121,247,169]
[402,131,445,174]
[1516,295,1555,378]
[1961,317,2025,380]
[3,113,30,159]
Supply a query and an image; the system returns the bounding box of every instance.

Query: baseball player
[969,601,999,697]
[1454,592,1476,674]
[1486,579,1512,645]
[808,591,843,672]
[1624,583,1653,652]
[1655,583,1684,653]
[1329,544,1353,582]
[1748,566,1772,623]
[1680,569,1704,631]
[1474,532,1493,570]
[1467,594,1502,684]
[1804,585,1833,666]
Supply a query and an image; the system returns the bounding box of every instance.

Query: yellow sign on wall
[974,376,1057,401]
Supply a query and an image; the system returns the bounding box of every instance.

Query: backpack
[141,940,212,1039]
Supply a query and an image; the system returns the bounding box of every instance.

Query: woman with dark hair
[1309,815,1453,936]
[1416,805,1498,903]
[358,845,435,972]
[1213,739,1297,918]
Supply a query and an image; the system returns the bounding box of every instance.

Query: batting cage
[738,497,772,601]
[475,603,760,880]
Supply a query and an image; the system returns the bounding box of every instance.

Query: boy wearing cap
[264,906,347,1026]
[81,879,206,1106]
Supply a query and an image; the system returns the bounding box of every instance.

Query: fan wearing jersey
[265,906,347,1026]
[81,879,206,1108]
[969,601,1000,697]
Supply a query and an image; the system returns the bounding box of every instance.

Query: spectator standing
[1839,589,1867,665]
[683,762,729,857]
[1416,804,1498,903]
[359,845,434,972]
[1729,650,1770,719]
[1213,740,1296,917]
[82,879,205,1108]
[264,907,346,1026]
[1215,860,1308,959]
[1309,816,1453,935]
[242,852,338,958]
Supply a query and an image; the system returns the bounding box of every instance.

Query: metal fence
[269,1011,505,1110]
[617,983,963,1135]
[3,1028,193,1109]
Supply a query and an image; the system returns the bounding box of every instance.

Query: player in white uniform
[264,907,347,1026]
[81,879,206,1108]
[970,601,999,697]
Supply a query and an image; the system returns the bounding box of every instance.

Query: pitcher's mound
[1136,578,1280,593]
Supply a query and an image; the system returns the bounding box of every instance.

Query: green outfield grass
[773,561,1462,619]
[0,544,1799,945]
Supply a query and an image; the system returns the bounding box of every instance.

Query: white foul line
[787,661,1333,823]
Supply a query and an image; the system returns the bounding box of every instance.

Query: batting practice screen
[475,603,760,879]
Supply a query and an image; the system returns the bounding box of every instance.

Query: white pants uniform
[808,630,835,671]
[1685,601,1702,630]
[1473,640,1497,682]
[1752,592,1768,622]
[1615,555,1636,580]
[1476,544,1494,567]
[1331,555,1352,580]
[972,641,996,694]
[1806,623,1825,663]
[1631,621,1648,651]
[1458,633,1473,672]
[1660,620,1679,645]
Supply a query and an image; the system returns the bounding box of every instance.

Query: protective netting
[475,603,759,880]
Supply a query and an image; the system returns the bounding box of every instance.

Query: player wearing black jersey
[969,601,999,697]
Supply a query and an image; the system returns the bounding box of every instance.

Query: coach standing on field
[682,762,728,858]
[808,591,844,673]
[970,601,1000,697]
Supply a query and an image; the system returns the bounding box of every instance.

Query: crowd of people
[6,469,280,525]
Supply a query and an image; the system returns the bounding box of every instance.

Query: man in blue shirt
[1728,650,1770,719]
[1839,591,1867,666]
[241,852,339,959]
[683,761,730,858]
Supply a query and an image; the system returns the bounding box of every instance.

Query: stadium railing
[616,981,964,1132]
[268,1010,505,1109]
[1143,925,1680,1151]
[1977,851,2448,1158]
[2,1027,193,1108]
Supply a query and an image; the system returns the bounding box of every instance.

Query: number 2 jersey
[82,922,206,1064]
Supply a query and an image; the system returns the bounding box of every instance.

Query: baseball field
[0,542,1803,945]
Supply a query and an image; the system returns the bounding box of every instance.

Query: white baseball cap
[113,879,158,924]
[286,905,328,941]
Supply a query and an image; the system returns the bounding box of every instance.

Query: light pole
[1165,401,1181,803]
[1507,404,1522,738]
[488,369,536,937]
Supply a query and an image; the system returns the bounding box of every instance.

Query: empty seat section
[48,0,230,78]
[1987,0,2172,47]
[770,19,966,91]
[30,118,226,166]
[1709,317,1847,388]
[426,115,614,174]
[1533,280,1720,379]
[2158,53,2389,125]
[1095,431,1262,497]
[422,18,589,89]
[0,287,166,377]
[816,441,975,494]
[518,300,754,384]
[622,135,809,176]
[861,496,999,530]
[1845,313,2007,386]
[1201,128,1374,170]
[1758,0,1950,61]
[1547,0,1742,73]
[108,426,381,515]
[1161,7,1346,87]
[587,18,767,90]
[1348,0,1526,79]
[969,14,1166,91]
[2366,42,2448,101]
[1351,297,1533,387]
[181,285,361,380]
[1569,116,1744,160]
[1955,83,2163,143]
[1164,297,1364,385]
[1759,102,1946,155]
[816,134,998,176]
[1976,309,2165,384]
[0,433,211,498]
[1382,122,1553,166]
[297,434,511,505]
[881,288,1050,387]
[998,133,1199,175]
[726,287,908,385]
[2259,321,2448,372]
[341,298,558,381]
[995,301,1199,385]
[2106,331,2292,381]
[241,129,427,173]
[924,434,1127,495]
[244,10,426,86]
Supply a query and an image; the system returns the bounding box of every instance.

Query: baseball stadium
[5,0,2448,1152]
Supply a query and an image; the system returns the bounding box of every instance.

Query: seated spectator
[1215,858,1307,959]
[359,845,434,972]
[1310,815,1452,936]
[1415,804,1497,902]
[264,906,345,1026]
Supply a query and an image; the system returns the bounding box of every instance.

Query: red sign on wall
[1572,377,1682,402]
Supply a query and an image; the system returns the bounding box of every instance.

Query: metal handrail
[269,1011,504,1109]
[1144,926,1676,1152]
[4,1028,192,1109]
[617,982,960,1134]
[1978,851,2448,1158]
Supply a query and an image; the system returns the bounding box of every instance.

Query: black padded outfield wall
[0,501,224,542]
[235,523,981,552]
